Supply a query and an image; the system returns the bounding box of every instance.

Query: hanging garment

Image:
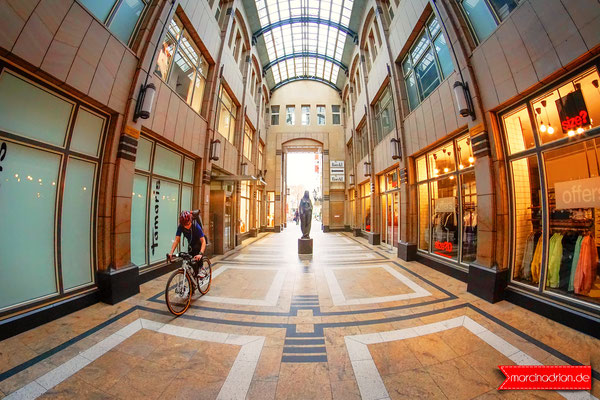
[531,236,544,284]
[546,233,563,288]
[574,235,598,295]
[568,235,583,292]
[520,233,536,280]
[559,233,579,290]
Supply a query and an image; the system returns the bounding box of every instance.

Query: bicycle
[165,252,212,316]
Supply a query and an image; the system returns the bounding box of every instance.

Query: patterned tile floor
[1,226,599,399]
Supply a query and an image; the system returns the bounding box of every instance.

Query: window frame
[217,85,237,144]
[301,105,311,126]
[243,121,254,160]
[286,105,296,125]
[79,0,148,47]
[498,60,600,313]
[317,105,326,125]
[401,15,454,112]
[271,105,280,125]
[154,14,209,115]
[332,105,341,125]
[0,65,110,316]
[415,132,476,268]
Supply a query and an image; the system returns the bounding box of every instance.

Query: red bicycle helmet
[180,210,192,225]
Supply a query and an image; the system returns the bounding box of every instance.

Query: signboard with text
[555,177,600,209]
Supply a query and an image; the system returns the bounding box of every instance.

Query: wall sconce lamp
[286,188,290,196]
[390,138,401,160]
[262,169,267,178]
[349,174,355,185]
[363,162,371,177]
[209,139,221,161]
[453,81,475,120]
[241,162,248,176]
[133,83,156,122]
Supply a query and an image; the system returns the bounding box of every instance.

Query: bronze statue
[299,190,313,239]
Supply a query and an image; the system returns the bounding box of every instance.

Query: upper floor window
[258,142,264,169]
[286,106,295,125]
[217,86,237,144]
[271,105,280,125]
[155,15,208,114]
[332,105,341,125]
[401,15,454,112]
[373,86,395,144]
[459,0,522,43]
[243,122,253,160]
[302,105,311,125]
[317,105,326,125]
[79,0,147,45]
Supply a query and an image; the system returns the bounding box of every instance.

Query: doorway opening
[285,151,322,226]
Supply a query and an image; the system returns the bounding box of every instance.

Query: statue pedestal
[298,238,313,254]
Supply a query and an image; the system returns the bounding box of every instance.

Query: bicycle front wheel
[165,269,193,316]
[197,258,212,295]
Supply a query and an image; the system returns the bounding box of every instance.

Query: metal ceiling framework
[253,0,356,92]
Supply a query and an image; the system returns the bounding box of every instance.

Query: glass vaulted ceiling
[256,0,353,89]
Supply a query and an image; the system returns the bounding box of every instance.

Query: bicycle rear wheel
[197,258,212,295]
[165,269,192,316]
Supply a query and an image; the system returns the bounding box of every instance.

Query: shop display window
[267,191,275,227]
[240,181,250,233]
[502,64,600,310]
[0,68,106,312]
[531,68,600,145]
[359,182,372,232]
[380,169,400,247]
[131,137,194,267]
[502,105,535,155]
[416,133,477,266]
[543,140,600,304]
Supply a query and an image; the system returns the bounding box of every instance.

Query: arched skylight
[255,0,354,89]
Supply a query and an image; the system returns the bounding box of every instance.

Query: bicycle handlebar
[166,252,193,261]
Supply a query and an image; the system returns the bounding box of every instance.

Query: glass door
[393,192,399,246]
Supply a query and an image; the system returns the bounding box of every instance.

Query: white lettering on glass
[555,177,600,209]
[151,179,160,255]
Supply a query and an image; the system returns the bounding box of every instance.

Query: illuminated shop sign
[434,241,453,252]
[557,90,590,134]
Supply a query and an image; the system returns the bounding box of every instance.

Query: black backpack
[192,209,209,245]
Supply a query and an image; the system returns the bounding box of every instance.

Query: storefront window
[416,133,477,266]
[461,172,477,263]
[267,191,275,227]
[380,169,400,247]
[0,69,106,311]
[531,68,600,145]
[359,182,372,231]
[240,181,250,233]
[502,64,600,310]
[543,140,600,305]
[431,177,458,260]
[131,137,194,267]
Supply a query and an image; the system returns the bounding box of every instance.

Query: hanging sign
[331,175,345,182]
[330,160,344,168]
[555,177,600,209]
[331,167,345,174]
[435,197,456,213]
[556,90,590,133]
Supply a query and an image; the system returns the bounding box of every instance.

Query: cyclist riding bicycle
[168,211,206,275]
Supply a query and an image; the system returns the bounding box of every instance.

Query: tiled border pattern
[203,266,287,306]
[345,316,597,400]
[324,264,432,305]
[5,318,265,400]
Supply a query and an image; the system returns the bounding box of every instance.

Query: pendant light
[541,100,554,134]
